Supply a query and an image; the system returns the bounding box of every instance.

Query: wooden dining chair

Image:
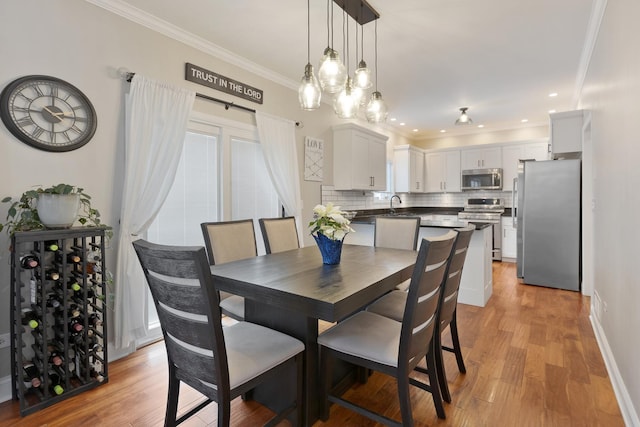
[366,225,475,402]
[259,216,300,254]
[374,216,421,291]
[133,239,304,427]
[318,231,458,425]
[201,219,258,320]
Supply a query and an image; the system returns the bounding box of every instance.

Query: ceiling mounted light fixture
[298,0,321,110]
[318,0,347,94]
[455,107,473,125]
[365,19,388,123]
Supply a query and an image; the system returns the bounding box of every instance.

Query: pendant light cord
[374,19,378,91]
[307,0,311,63]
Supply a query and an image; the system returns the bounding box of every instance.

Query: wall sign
[304,137,323,182]
[185,62,263,104]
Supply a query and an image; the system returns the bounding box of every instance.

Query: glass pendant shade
[298,63,321,110]
[354,60,372,89]
[318,47,347,94]
[333,78,358,119]
[365,91,388,123]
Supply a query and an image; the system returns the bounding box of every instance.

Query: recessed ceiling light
[477,124,484,128]
[399,122,406,126]
[440,129,446,133]
[521,119,529,123]
[412,129,418,132]
[549,92,558,97]
[390,118,397,122]
[548,109,556,114]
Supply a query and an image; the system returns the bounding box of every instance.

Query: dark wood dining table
[210,244,417,426]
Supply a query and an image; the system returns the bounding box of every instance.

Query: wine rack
[10,227,110,416]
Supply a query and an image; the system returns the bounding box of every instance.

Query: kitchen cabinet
[333,124,388,191]
[425,150,461,192]
[501,216,517,259]
[461,146,502,170]
[550,110,584,158]
[394,145,424,193]
[501,141,549,191]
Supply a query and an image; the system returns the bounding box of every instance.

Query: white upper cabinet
[394,145,425,193]
[550,110,585,158]
[425,150,461,193]
[333,124,388,191]
[461,146,502,170]
[502,140,549,191]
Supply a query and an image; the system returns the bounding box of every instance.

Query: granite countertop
[348,207,490,230]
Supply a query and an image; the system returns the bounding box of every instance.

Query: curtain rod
[122,71,301,126]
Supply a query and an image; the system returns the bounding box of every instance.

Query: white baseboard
[590,310,640,426]
[0,374,12,404]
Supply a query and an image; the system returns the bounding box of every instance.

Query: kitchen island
[346,213,493,307]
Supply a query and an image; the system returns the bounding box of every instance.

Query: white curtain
[114,75,195,349]
[255,111,304,243]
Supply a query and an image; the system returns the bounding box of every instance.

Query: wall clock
[0,75,97,152]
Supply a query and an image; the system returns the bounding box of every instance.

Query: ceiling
[107,0,595,139]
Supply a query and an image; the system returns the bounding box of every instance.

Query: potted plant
[308,203,355,265]
[1,183,106,235]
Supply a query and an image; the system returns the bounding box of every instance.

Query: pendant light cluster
[298,0,387,123]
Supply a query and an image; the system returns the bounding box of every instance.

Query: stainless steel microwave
[461,168,503,191]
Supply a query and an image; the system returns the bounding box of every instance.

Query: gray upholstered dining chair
[318,231,458,425]
[374,216,421,291]
[133,239,304,427]
[367,225,475,403]
[201,219,258,320]
[258,216,300,254]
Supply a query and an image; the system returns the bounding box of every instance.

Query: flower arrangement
[308,203,355,241]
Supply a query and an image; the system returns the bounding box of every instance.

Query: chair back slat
[400,231,457,369]
[133,239,229,395]
[374,216,421,250]
[259,217,300,254]
[438,226,474,330]
[201,219,258,265]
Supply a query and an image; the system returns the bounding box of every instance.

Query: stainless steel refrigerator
[515,159,581,290]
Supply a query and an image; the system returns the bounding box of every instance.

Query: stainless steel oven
[458,198,505,261]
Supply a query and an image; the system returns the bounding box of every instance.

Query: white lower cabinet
[501,217,517,259]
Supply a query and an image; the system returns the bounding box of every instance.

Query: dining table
[210,243,418,426]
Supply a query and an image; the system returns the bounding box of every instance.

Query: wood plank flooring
[0,262,624,426]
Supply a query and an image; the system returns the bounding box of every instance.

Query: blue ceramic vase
[313,233,344,265]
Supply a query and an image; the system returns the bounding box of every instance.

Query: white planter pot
[37,193,80,229]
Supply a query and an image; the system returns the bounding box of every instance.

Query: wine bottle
[67,304,81,319]
[87,312,102,327]
[36,240,60,252]
[22,362,42,389]
[48,370,64,395]
[68,318,84,335]
[46,293,63,310]
[67,279,82,292]
[20,254,40,269]
[48,349,63,367]
[55,251,82,265]
[21,308,40,329]
[44,269,60,281]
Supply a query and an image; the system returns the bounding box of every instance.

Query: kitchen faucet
[390,194,402,215]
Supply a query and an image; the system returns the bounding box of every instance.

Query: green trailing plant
[1,183,107,236]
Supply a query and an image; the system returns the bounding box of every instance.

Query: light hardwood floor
[0,262,624,426]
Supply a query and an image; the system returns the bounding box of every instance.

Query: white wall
[579,0,640,423]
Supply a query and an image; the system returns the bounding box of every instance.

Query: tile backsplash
[321,186,514,212]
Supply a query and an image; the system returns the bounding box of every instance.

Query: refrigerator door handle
[512,178,517,227]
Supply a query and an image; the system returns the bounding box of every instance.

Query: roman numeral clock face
[1,75,97,152]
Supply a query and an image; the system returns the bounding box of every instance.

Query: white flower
[308,203,355,241]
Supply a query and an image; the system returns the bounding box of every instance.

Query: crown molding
[573,0,608,108]
[84,0,298,91]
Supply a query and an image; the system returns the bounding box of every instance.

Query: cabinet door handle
[444,182,447,190]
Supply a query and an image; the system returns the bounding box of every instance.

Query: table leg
[246,300,319,427]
